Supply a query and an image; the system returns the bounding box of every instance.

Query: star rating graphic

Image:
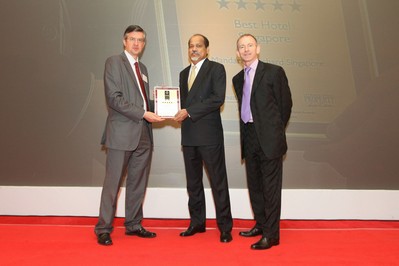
[255,0,266,10]
[216,0,302,12]
[289,0,301,11]
[236,0,247,9]
[217,0,229,9]
[272,0,284,11]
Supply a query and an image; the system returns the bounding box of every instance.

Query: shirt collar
[191,58,206,71]
[124,50,139,65]
[245,59,259,72]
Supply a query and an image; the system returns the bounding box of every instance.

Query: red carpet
[1,217,399,265]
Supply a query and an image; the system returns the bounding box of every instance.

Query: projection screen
[0,0,398,190]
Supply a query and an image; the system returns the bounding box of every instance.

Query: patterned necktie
[188,65,196,90]
[134,62,149,111]
[241,67,252,123]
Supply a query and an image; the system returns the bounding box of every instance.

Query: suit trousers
[95,123,152,235]
[243,123,283,239]
[182,144,233,233]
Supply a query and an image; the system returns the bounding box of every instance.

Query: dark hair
[123,25,146,40]
[188,34,209,48]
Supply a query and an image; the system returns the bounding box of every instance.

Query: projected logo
[176,0,357,126]
[216,0,302,11]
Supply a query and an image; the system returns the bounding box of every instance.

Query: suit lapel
[236,69,245,100]
[121,53,141,94]
[192,59,209,90]
[252,61,266,96]
[137,61,150,97]
[186,58,209,103]
[181,66,190,105]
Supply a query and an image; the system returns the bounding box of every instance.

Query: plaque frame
[154,86,181,118]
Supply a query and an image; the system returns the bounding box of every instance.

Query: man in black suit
[95,25,164,246]
[232,34,292,250]
[174,34,233,243]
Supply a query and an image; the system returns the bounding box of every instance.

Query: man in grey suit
[174,34,233,243]
[95,25,164,246]
[233,34,292,250]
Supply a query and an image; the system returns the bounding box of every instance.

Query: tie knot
[190,65,197,77]
[245,67,251,75]
[188,65,197,90]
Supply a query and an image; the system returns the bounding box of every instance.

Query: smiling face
[236,35,260,67]
[188,35,209,65]
[123,31,146,60]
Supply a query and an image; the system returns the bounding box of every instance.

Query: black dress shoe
[126,226,156,238]
[220,232,233,243]
[239,227,263,237]
[180,225,206,237]
[97,233,113,246]
[251,237,280,250]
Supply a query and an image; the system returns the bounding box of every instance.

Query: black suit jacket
[179,59,226,146]
[233,61,292,159]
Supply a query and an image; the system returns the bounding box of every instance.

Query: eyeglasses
[127,37,145,43]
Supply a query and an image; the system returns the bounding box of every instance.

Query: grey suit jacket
[179,59,226,146]
[101,52,153,151]
[233,61,292,159]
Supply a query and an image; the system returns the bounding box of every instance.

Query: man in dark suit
[174,34,233,243]
[232,34,292,250]
[95,25,164,246]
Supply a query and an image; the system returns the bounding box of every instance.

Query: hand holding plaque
[153,86,180,118]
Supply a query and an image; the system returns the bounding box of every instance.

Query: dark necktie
[241,67,252,123]
[134,62,149,111]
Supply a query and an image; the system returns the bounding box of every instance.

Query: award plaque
[154,86,180,118]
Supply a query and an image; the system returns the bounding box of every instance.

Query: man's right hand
[143,112,165,123]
